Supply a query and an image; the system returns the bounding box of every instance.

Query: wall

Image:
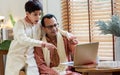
[0,0,62,26]
[0,0,27,26]
[43,0,62,27]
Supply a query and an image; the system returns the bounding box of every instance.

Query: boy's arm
[13,20,56,50]
[13,20,43,47]
[58,28,78,45]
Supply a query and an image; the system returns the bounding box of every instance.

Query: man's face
[26,10,42,24]
[43,17,58,37]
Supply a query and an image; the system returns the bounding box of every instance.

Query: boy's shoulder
[15,18,25,24]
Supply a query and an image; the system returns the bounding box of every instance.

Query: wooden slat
[61,0,113,61]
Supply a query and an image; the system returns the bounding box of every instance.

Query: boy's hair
[25,1,43,13]
[41,14,57,27]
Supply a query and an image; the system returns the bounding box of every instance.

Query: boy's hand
[42,42,56,50]
[69,36,78,45]
[68,33,78,45]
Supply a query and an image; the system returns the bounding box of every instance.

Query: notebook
[73,42,99,68]
[61,42,99,68]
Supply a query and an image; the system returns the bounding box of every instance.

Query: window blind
[89,0,113,60]
[61,0,114,61]
[114,0,120,15]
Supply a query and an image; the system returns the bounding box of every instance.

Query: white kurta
[5,19,43,75]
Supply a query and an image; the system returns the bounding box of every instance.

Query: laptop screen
[74,42,99,66]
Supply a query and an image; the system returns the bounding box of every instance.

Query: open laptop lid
[74,42,99,67]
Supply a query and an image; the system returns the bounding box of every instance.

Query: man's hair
[41,14,57,27]
[25,1,43,13]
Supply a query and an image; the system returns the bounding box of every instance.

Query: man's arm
[34,47,58,75]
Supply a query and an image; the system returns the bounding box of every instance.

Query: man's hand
[42,42,57,50]
[41,68,59,75]
[66,71,81,75]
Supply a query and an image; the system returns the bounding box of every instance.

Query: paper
[60,61,74,66]
[97,61,120,69]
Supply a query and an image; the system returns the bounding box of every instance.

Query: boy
[5,1,56,75]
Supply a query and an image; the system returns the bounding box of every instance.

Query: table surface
[0,50,8,54]
[75,67,120,73]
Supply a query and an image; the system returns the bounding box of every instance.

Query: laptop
[61,42,99,68]
[73,42,99,68]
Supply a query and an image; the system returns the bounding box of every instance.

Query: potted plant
[96,14,120,61]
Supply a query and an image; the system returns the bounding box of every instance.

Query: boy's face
[26,10,42,24]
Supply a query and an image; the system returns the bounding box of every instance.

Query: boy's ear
[42,26,45,30]
[26,12,30,16]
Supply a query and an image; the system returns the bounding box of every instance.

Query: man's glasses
[44,23,59,29]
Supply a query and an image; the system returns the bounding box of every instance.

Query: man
[34,14,81,75]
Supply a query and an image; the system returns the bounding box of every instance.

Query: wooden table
[0,50,8,75]
[75,67,120,75]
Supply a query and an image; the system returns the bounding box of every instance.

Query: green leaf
[0,40,12,50]
[96,14,120,37]
[9,14,16,26]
